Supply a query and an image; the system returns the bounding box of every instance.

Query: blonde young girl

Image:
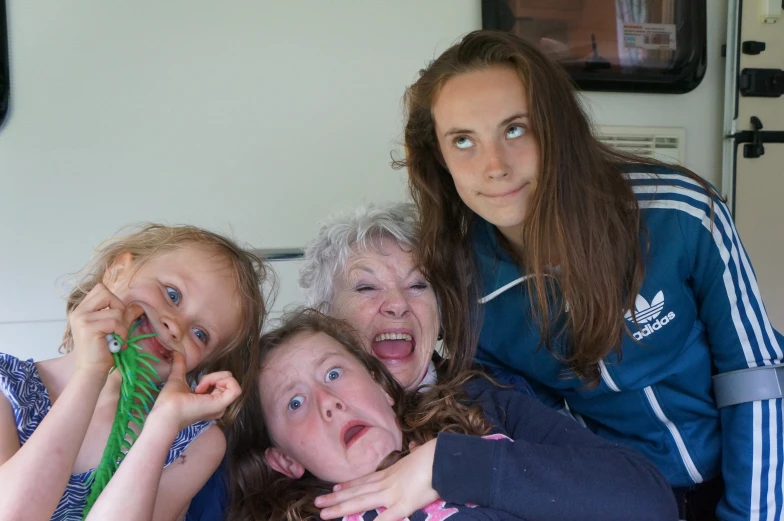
[0,224,268,521]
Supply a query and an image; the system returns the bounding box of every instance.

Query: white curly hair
[299,203,419,310]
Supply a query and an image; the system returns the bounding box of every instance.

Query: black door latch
[740,68,784,97]
[744,116,765,159]
[733,116,784,159]
[741,41,766,55]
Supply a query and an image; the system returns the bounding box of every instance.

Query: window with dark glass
[482,0,707,94]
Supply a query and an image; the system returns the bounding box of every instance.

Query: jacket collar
[472,217,530,303]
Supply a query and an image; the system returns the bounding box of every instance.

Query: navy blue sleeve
[474,364,536,398]
[185,460,229,521]
[431,379,678,521]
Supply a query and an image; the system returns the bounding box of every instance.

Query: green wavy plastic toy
[81,321,161,519]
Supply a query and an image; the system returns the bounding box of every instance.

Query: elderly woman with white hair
[298,203,443,390]
[298,203,534,395]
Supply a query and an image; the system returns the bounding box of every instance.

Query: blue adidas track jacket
[471,165,784,521]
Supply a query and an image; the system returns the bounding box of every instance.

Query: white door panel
[735,1,784,122]
[734,147,784,329]
[724,0,784,330]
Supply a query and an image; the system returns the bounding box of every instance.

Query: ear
[264,447,305,479]
[103,252,135,286]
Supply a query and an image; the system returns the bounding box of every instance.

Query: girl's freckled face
[260,332,403,483]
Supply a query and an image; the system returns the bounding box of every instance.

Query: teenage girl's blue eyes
[326,368,342,382]
[454,136,474,149]
[166,286,181,304]
[506,125,525,139]
[288,396,304,411]
[454,126,525,149]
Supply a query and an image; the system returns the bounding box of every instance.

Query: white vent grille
[597,125,685,164]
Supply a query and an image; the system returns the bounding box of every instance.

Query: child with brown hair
[227,308,677,521]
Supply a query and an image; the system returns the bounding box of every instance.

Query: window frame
[481,0,707,94]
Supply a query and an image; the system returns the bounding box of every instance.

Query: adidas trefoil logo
[625,291,665,323]
[624,291,676,341]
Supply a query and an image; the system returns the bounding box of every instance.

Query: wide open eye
[166,286,181,304]
[325,368,342,382]
[192,327,208,344]
[288,396,304,411]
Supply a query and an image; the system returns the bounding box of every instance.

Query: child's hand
[69,283,136,377]
[315,438,440,521]
[151,352,241,431]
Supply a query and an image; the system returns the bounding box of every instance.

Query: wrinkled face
[330,238,439,390]
[433,65,541,246]
[103,245,242,381]
[260,332,402,483]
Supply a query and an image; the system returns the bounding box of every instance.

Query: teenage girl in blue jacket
[396,30,783,521]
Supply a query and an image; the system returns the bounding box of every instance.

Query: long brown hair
[62,223,272,424]
[226,308,490,521]
[395,30,719,386]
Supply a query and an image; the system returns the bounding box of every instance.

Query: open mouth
[136,314,173,363]
[341,421,369,448]
[371,332,415,361]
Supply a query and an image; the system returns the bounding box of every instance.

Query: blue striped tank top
[0,352,211,520]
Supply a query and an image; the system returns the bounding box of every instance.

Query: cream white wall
[0,1,727,361]
[0,0,482,360]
